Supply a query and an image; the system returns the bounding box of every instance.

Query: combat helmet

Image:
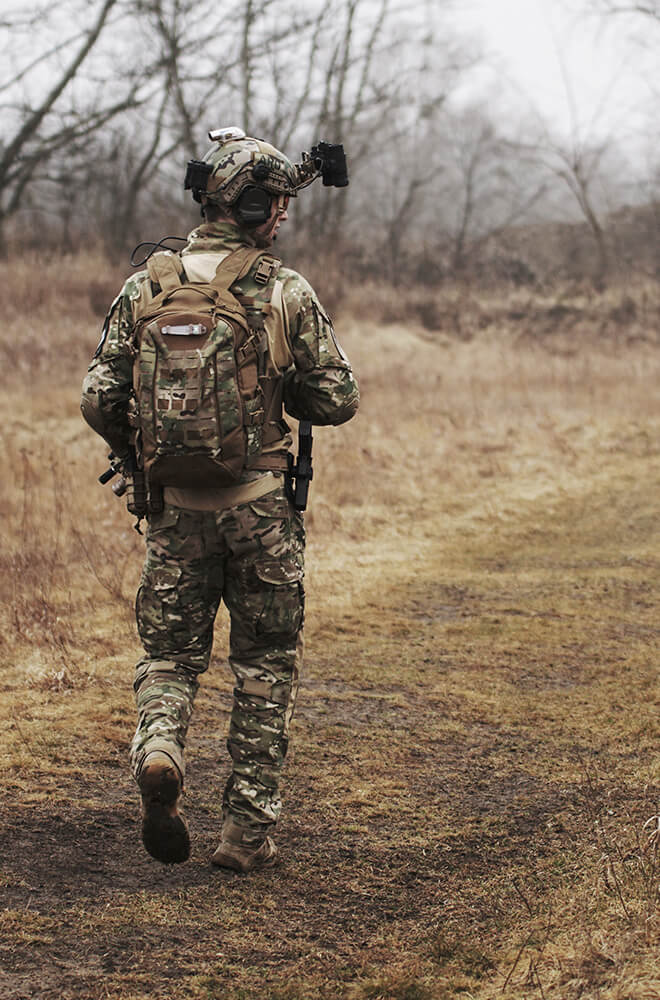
[184,127,299,224]
[185,126,349,225]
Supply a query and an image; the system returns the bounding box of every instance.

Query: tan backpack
[131,246,287,488]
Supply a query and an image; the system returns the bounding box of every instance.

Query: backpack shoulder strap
[209,247,280,296]
[208,247,258,293]
[146,251,185,294]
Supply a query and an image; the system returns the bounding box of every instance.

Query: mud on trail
[0,311,659,999]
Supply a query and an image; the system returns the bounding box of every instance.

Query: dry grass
[0,252,658,999]
[334,273,660,349]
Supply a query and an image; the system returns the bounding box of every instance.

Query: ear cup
[234,186,272,225]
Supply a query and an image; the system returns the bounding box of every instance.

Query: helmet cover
[200,129,299,208]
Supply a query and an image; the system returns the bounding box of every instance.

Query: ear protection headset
[234,185,273,226]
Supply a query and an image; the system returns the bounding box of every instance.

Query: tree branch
[0,0,119,179]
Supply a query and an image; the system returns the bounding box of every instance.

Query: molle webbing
[135,247,288,485]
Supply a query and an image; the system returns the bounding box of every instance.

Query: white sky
[454,0,656,140]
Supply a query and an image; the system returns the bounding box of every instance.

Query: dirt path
[2,424,658,1000]
[1,316,659,998]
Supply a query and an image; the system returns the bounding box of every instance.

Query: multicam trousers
[129,482,305,831]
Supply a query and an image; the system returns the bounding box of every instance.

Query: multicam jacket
[81,221,359,509]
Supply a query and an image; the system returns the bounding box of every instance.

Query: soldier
[81,128,359,872]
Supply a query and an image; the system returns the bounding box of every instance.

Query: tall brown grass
[1,249,659,999]
[4,251,660,659]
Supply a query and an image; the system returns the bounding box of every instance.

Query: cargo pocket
[137,563,184,639]
[253,556,304,637]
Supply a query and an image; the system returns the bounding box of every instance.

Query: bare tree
[0,0,496,277]
[543,140,615,285]
[289,0,475,244]
[509,12,637,288]
[0,0,140,244]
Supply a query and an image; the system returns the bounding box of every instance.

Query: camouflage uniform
[81,220,359,835]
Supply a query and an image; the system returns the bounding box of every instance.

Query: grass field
[0,253,658,999]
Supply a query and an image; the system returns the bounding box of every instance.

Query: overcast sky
[453,0,656,141]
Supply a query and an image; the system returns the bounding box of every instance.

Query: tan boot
[211,816,278,874]
[138,751,190,864]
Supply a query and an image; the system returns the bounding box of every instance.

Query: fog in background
[2,0,659,286]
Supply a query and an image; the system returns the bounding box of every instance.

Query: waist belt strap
[250,453,289,471]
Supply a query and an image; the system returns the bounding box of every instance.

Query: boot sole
[139,763,190,865]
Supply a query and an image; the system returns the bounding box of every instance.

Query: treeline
[2,0,659,287]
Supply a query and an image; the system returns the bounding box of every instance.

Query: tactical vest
[131,246,288,489]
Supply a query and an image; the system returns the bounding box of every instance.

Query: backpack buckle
[254,257,278,285]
